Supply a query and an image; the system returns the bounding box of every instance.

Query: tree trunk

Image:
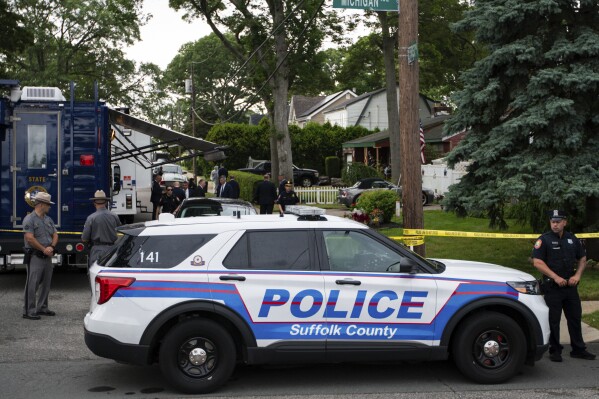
[271,0,293,182]
[378,12,400,184]
[399,0,425,256]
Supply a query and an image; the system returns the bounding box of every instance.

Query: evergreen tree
[444,0,599,231]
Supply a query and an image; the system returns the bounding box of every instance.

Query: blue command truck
[0,80,112,269]
[0,79,226,270]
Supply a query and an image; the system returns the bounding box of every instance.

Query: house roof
[295,90,356,119]
[291,95,325,118]
[342,130,390,148]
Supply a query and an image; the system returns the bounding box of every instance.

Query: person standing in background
[253,174,277,214]
[81,190,121,267]
[228,175,240,199]
[150,173,162,220]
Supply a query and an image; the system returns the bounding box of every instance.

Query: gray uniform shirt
[82,208,121,245]
[22,212,56,248]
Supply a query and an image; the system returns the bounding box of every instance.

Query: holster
[23,248,32,265]
[538,276,554,294]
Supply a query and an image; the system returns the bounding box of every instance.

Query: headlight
[507,280,541,295]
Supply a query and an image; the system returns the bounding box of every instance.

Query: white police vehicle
[84,206,549,394]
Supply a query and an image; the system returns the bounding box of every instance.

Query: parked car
[160,172,186,192]
[176,197,257,218]
[238,161,319,187]
[338,177,435,207]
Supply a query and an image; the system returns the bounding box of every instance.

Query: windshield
[162,164,182,174]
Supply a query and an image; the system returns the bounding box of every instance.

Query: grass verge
[582,311,599,329]
[377,210,599,301]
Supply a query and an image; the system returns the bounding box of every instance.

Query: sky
[125,1,369,70]
[124,0,212,69]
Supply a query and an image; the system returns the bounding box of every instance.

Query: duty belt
[92,241,113,246]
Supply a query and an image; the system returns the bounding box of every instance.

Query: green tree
[0,0,33,75]
[444,0,599,232]
[169,0,345,182]
[162,33,255,138]
[3,0,156,108]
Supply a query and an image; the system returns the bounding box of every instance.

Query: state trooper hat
[548,209,567,220]
[34,192,55,205]
[90,190,110,202]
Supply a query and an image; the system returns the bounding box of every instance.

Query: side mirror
[399,258,419,274]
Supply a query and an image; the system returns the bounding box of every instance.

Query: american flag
[419,120,426,164]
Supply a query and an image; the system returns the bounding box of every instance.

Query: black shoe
[570,350,596,360]
[549,352,563,362]
[22,314,41,320]
[37,310,56,316]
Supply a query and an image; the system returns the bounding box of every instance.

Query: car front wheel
[159,318,236,394]
[452,312,526,384]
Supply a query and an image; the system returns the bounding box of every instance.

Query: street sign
[332,0,399,12]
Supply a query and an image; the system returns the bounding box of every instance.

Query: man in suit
[217,175,233,198]
[254,173,277,214]
[190,179,206,198]
[228,175,240,199]
[150,173,162,220]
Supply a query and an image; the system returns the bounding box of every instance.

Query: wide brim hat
[34,192,55,205]
[90,190,110,202]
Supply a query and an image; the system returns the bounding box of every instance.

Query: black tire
[159,318,236,394]
[421,192,428,206]
[301,176,313,187]
[452,312,526,384]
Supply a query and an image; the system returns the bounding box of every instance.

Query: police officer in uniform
[276,182,299,213]
[22,192,58,320]
[531,210,596,362]
[82,190,121,267]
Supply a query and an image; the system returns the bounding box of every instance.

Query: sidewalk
[563,301,599,344]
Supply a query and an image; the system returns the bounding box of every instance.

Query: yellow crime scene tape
[0,229,82,235]
[390,229,599,246]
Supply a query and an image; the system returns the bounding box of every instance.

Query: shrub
[325,156,341,178]
[230,171,263,202]
[341,163,383,185]
[356,190,399,223]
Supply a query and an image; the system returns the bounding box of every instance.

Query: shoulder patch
[534,239,542,249]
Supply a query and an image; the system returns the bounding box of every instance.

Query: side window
[28,125,47,168]
[98,234,216,268]
[223,231,311,270]
[323,230,405,273]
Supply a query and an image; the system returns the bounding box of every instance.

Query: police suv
[84,206,549,394]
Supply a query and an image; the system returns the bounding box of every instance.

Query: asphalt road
[2,270,599,398]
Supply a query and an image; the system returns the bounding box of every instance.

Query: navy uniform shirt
[531,231,585,279]
[22,212,57,248]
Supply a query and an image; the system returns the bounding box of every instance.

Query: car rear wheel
[452,312,526,384]
[421,192,428,206]
[159,318,236,394]
[301,176,313,187]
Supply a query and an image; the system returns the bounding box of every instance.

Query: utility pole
[399,0,425,255]
[191,63,197,183]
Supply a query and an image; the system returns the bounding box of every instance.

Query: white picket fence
[296,186,346,204]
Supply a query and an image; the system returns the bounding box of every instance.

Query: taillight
[80,154,95,166]
[95,276,135,304]
[75,243,85,252]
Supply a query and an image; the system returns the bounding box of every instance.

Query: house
[288,90,357,127]
[323,87,439,130]
[340,115,453,167]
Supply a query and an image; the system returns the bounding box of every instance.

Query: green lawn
[377,210,599,300]
[582,311,599,329]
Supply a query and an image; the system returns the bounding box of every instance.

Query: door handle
[219,275,246,281]
[48,173,57,177]
[335,279,361,286]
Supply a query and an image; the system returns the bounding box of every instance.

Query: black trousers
[152,202,160,220]
[259,204,274,214]
[543,285,586,354]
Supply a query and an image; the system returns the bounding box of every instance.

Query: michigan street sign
[332,0,399,12]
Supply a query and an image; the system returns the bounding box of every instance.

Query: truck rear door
[12,110,61,227]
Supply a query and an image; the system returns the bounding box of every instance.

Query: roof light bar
[285,205,326,216]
